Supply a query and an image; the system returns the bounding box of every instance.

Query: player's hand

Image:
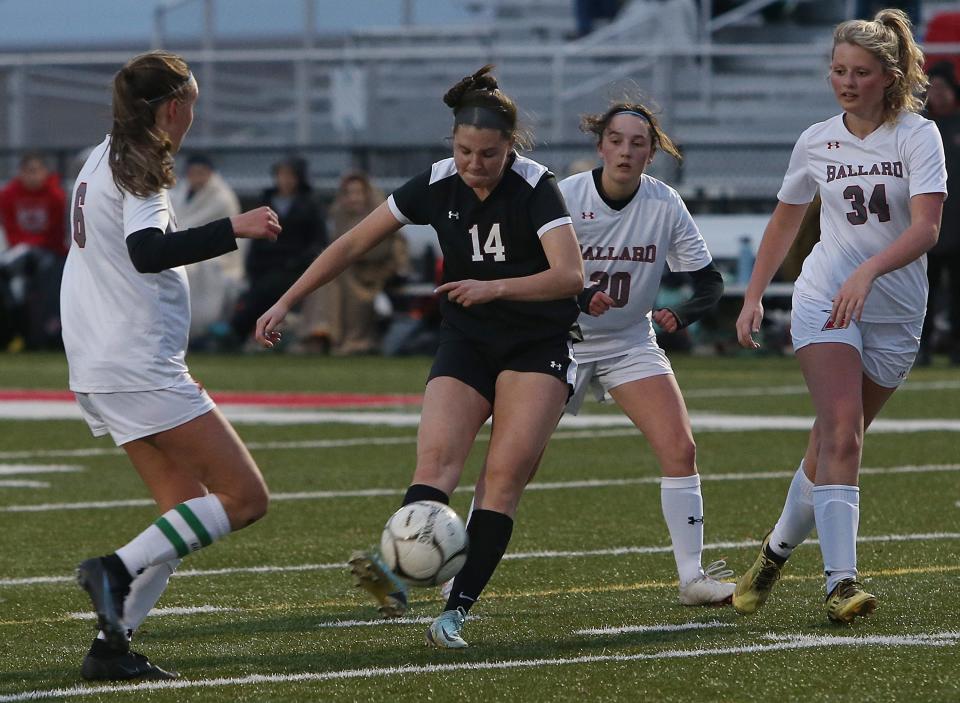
[831,265,875,328]
[653,308,680,333]
[435,279,499,307]
[255,301,289,348]
[736,299,764,349]
[588,290,614,316]
[231,207,281,241]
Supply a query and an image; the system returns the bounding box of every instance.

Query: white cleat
[425,607,468,649]
[678,560,736,606]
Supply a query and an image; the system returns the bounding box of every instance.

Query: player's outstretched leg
[348,551,408,618]
[825,578,878,624]
[732,532,786,615]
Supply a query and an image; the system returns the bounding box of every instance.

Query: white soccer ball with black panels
[380,500,469,587]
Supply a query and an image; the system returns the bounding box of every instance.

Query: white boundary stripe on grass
[4,532,959,589]
[576,621,733,636]
[68,605,235,620]
[4,463,959,514]
[0,631,956,702]
[0,465,83,475]
[0,480,49,488]
[683,379,960,399]
[6,401,960,432]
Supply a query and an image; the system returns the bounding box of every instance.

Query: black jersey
[388,153,579,345]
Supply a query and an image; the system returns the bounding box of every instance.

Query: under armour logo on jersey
[687,516,704,525]
[581,211,596,219]
[448,211,459,220]
[826,141,840,149]
[549,361,562,370]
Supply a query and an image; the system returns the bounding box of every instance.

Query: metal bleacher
[0,0,864,204]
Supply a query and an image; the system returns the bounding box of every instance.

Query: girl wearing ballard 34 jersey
[734,9,946,623]
[558,100,732,606]
[256,65,584,648]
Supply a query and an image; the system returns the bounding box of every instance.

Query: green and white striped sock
[115,496,230,577]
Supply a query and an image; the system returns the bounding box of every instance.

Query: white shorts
[567,339,673,415]
[75,373,216,446]
[790,293,922,389]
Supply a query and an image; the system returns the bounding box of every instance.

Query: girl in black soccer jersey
[256,65,584,648]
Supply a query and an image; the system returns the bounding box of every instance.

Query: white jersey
[779,111,947,323]
[61,136,190,392]
[559,170,712,362]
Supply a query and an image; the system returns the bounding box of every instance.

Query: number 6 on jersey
[469,223,506,262]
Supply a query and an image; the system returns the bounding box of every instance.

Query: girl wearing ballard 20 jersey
[558,100,733,606]
[733,9,945,623]
[63,51,280,680]
[256,65,583,648]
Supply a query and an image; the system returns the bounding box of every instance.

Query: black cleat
[81,641,178,681]
[76,556,132,654]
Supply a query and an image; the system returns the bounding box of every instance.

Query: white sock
[96,558,181,642]
[768,461,816,560]
[115,495,230,577]
[813,485,860,594]
[123,558,181,634]
[660,474,704,585]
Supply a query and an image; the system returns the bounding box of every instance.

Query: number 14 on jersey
[469,223,506,262]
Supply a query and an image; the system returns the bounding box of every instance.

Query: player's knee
[819,424,862,461]
[232,479,269,527]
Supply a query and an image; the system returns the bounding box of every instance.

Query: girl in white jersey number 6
[733,9,946,623]
[62,51,281,680]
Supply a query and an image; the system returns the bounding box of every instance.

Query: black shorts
[427,325,576,404]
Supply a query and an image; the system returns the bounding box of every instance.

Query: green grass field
[0,352,958,702]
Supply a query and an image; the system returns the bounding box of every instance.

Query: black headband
[454,105,512,132]
[145,72,194,105]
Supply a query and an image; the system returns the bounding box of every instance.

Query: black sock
[401,483,449,507]
[763,543,788,566]
[444,509,513,613]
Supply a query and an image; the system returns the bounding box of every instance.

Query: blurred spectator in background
[919,62,960,365]
[0,152,67,350]
[297,171,407,355]
[170,153,243,345]
[855,1,919,25]
[573,0,622,37]
[228,156,326,347]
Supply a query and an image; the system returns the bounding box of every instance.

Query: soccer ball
[380,501,469,587]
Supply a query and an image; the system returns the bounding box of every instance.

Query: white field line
[0,480,49,488]
[0,631,956,702]
[0,465,83,475]
[576,620,733,636]
[68,605,235,620]
[3,531,958,589]
[683,379,960,398]
[3,463,958,514]
[5,400,960,432]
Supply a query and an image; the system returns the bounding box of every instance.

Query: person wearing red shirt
[0,153,68,349]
